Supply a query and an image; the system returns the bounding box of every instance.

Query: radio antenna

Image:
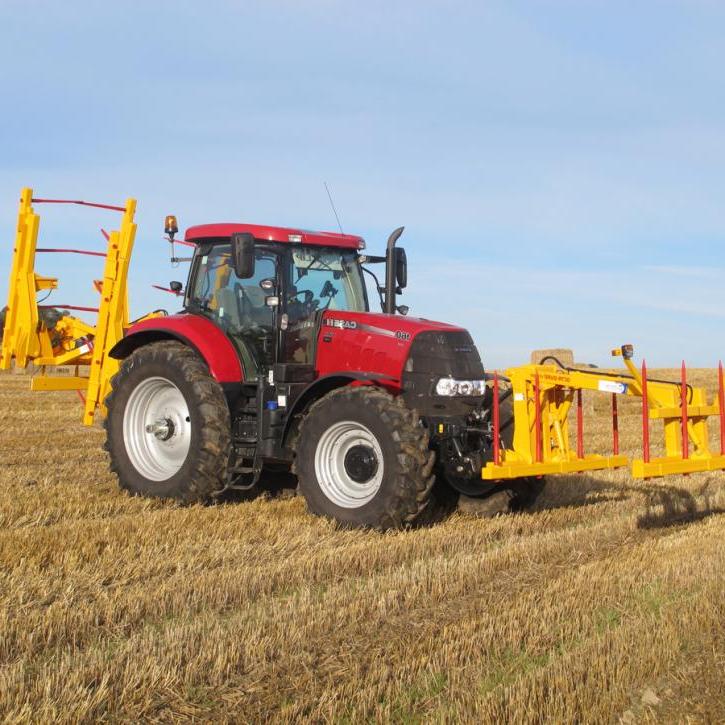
[324,181,344,235]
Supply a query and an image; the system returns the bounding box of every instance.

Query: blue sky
[1,0,724,367]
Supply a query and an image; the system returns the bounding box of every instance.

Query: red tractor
[105,220,538,529]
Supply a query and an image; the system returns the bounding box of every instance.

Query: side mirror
[231,232,255,279]
[395,247,407,289]
[169,281,183,294]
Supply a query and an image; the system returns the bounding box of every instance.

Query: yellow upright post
[83,199,137,424]
[1,188,41,369]
[1,187,147,425]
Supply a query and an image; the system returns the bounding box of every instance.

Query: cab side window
[191,244,278,372]
[192,246,276,331]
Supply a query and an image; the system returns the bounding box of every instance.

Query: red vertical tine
[493,372,500,466]
[534,372,542,463]
[719,361,725,456]
[576,389,584,458]
[612,393,619,455]
[681,360,689,459]
[642,360,650,463]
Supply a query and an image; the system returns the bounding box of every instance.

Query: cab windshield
[288,248,367,314]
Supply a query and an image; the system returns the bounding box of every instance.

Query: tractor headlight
[435,378,486,396]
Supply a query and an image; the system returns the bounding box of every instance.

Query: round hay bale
[530,348,574,366]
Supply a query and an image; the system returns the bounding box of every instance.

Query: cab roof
[184,223,365,250]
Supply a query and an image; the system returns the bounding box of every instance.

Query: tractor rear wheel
[294,386,435,530]
[105,341,230,503]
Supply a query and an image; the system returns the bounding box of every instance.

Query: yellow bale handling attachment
[484,345,725,480]
[0,187,147,424]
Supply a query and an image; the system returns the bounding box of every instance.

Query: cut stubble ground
[0,371,723,722]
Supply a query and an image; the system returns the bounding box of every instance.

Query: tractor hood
[315,310,483,386]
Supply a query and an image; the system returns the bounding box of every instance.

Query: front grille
[402,330,485,417]
[404,330,484,380]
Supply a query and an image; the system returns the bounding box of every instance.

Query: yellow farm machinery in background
[0,188,148,424]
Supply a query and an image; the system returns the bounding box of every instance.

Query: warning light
[165,215,179,239]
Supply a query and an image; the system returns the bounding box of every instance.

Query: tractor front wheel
[443,386,546,513]
[105,341,231,503]
[294,386,435,530]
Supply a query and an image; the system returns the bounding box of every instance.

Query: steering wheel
[286,290,317,325]
[289,288,318,315]
[289,289,314,304]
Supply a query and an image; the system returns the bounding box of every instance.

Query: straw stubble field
[0,371,723,722]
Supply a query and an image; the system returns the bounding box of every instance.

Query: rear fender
[110,314,243,383]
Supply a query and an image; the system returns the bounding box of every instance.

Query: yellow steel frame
[482,346,725,481]
[1,187,142,424]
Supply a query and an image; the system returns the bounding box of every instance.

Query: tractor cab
[181,224,372,377]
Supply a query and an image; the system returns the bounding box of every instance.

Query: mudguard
[109,313,243,383]
[281,371,397,442]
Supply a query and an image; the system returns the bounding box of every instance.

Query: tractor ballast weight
[4,187,725,531]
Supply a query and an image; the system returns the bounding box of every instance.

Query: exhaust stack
[384,226,404,314]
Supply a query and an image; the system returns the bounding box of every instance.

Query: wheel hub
[343,444,378,483]
[123,377,191,482]
[314,420,385,508]
[145,418,175,441]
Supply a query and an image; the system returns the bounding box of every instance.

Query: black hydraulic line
[361,265,385,312]
[128,309,168,326]
[538,355,693,404]
[484,371,511,384]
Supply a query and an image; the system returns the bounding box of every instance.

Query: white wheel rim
[314,420,384,508]
[123,377,191,482]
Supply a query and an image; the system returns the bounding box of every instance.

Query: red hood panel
[124,311,470,388]
[315,311,466,383]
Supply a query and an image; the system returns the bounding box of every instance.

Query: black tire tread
[293,385,435,530]
[104,341,230,504]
